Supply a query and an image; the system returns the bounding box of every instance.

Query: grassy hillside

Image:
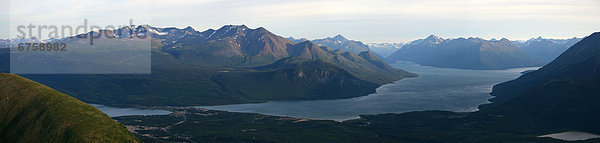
[0,73,139,142]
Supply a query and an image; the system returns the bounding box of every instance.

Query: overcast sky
[3,0,600,43]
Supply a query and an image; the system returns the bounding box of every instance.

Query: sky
[2,0,600,43]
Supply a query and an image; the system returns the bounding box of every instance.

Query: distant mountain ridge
[367,43,404,58]
[517,37,582,64]
[311,35,371,54]
[288,35,371,54]
[384,35,582,70]
[386,35,542,70]
[287,37,309,44]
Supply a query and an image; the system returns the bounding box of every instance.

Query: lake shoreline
[191,62,540,121]
[95,62,539,122]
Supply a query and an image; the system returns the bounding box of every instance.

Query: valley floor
[115,108,600,143]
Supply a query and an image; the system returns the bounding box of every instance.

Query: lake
[91,104,172,117]
[199,61,539,121]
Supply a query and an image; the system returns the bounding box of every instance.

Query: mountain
[287,37,308,44]
[15,25,414,107]
[0,73,139,142]
[23,55,391,107]
[230,57,382,100]
[284,41,415,83]
[286,41,331,60]
[159,25,294,67]
[290,35,386,59]
[367,43,403,57]
[488,33,600,107]
[386,35,542,69]
[156,26,391,68]
[311,35,371,54]
[519,37,583,64]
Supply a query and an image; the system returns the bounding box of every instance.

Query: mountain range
[386,35,542,70]
[517,37,582,64]
[12,25,415,107]
[140,25,415,81]
[311,35,371,54]
[384,35,582,70]
[287,37,309,44]
[157,25,294,66]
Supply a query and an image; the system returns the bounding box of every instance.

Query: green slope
[0,73,139,142]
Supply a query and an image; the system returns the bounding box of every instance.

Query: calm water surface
[199,62,539,121]
[91,104,172,117]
